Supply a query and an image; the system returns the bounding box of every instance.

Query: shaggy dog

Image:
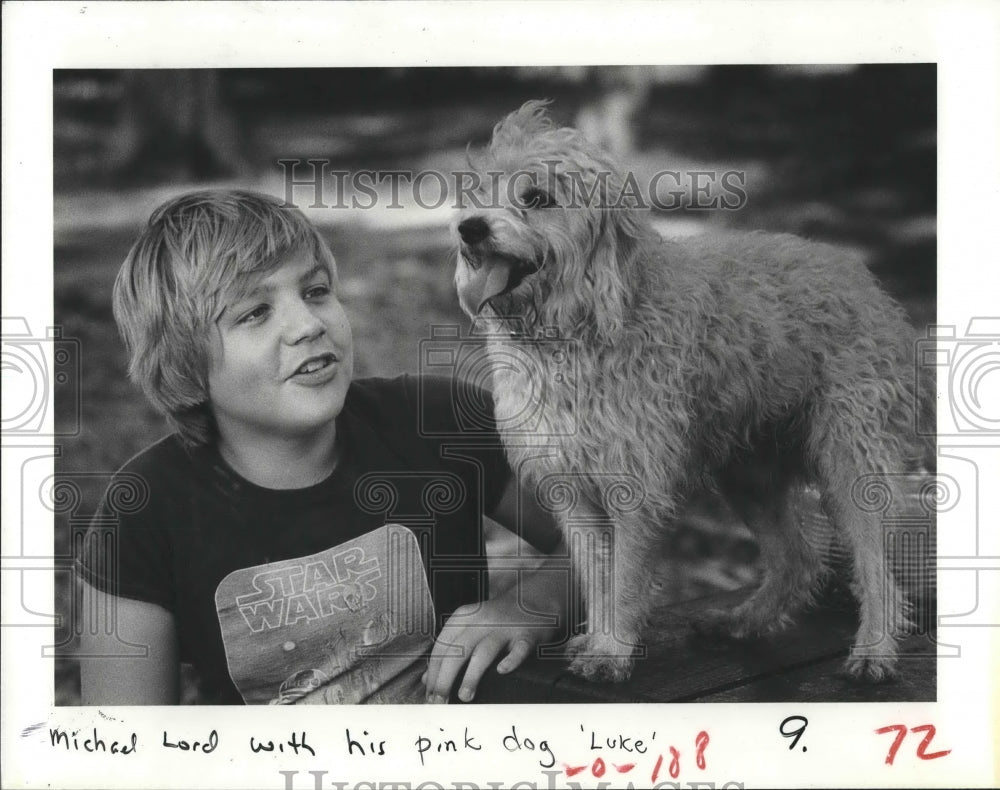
[454,100,930,683]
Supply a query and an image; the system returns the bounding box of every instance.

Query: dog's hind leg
[700,467,826,639]
[808,393,912,682]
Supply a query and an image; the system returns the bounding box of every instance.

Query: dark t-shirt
[77,375,511,704]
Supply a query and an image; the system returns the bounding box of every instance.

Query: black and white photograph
[50,64,939,707]
[3,3,999,790]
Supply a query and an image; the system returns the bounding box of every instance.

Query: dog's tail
[879,327,936,477]
[914,358,937,474]
[895,330,937,475]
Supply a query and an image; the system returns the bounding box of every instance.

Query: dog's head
[454,100,649,339]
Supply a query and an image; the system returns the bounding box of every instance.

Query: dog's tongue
[477,260,512,313]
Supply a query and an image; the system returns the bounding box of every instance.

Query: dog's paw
[565,634,636,683]
[692,607,793,641]
[842,650,899,684]
[691,608,743,640]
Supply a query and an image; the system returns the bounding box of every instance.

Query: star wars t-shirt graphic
[215,525,434,704]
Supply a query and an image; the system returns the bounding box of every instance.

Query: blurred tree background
[53,66,935,703]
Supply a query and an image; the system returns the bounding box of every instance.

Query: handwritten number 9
[779,716,809,751]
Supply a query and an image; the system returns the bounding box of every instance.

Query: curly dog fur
[454,100,931,683]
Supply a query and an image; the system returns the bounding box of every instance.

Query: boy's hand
[422,571,563,703]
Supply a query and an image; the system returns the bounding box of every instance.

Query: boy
[77,189,566,704]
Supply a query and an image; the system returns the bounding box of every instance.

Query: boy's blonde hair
[113,189,338,445]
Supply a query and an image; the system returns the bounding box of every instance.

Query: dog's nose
[458,217,490,246]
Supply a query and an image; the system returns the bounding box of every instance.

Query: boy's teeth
[298,358,329,374]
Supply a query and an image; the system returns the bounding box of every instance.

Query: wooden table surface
[475,586,937,703]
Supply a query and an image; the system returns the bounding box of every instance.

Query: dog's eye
[521,187,558,209]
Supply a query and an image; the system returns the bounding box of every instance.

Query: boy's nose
[283,302,325,344]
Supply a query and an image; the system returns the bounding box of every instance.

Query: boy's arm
[423,476,568,703]
[79,581,180,705]
[487,474,564,554]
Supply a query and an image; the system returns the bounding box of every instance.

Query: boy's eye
[236,304,270,325]
[305,283,331,300]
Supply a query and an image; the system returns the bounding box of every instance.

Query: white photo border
[3,2,998,789]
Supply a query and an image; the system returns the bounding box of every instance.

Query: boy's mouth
[289,353,338,379]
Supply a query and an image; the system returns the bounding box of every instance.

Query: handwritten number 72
[875,724,951,766]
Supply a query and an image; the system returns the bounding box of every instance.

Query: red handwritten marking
[565,729,713,784]
[651,753,663,783]
[696,730,710,770]
[911,725,951,761]
[875,724,909,765]
[876,724,950,766]
[669,746,681,779]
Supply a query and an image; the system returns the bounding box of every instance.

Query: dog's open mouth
[501,256,539,294]
[464,251,540,314]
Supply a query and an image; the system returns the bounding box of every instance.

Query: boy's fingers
[424,626,469,702]
[496,638,532,674]
[427,653,465,702]
[456,638,506,702]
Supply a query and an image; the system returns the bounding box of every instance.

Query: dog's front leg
[563,503,660,682]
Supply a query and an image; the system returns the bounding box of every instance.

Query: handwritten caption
[43,715,951,782]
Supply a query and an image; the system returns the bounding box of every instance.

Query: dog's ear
[541,199,646,343]
[584,206,646,341]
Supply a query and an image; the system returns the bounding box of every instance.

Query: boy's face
[207,246,353,447]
